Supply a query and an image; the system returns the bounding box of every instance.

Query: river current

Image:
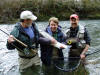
[0,20,100,75]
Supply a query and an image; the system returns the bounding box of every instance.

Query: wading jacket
[6,22,39,57]
[40,26,66,65]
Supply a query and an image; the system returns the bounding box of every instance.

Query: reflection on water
[0,20,100,75]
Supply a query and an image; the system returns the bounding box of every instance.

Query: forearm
[38,37,51,45]
[81,44,90,55]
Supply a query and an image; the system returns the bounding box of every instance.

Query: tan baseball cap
[20,10,37,21]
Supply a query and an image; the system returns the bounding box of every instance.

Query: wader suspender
[76,25,85,47]
[32,23,39,49]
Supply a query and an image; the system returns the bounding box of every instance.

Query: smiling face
[70,17,79,28]
[50,21,58,32]
[49,17,59,32]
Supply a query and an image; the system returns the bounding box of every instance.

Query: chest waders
[66,25,86,57]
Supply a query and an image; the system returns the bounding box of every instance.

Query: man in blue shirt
[6,10,56,75]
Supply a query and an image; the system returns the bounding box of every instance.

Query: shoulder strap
[32,22,39,48]
[77,25,85,38]
[66,28,70,38]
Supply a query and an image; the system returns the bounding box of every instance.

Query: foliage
[0,0,100,23]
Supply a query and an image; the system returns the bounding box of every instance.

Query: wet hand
[80,54,85,59]
[7,35,15,43]
[51,38,57,44]
[60,45,65,49]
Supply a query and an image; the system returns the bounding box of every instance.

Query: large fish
[39,30,70,49]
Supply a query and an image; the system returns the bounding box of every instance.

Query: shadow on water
[0,20,100,75]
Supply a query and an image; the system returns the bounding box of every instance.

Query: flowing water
[0,20,100,75]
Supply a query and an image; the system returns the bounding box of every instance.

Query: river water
[0,20,100,75]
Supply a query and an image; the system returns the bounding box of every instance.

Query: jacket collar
[15,22,35,38]
[46,25,62,36]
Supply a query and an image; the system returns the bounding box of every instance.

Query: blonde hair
[49,17,59,25]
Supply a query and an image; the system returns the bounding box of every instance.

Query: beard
[72,23,77,26]
[71,23,78,28]
[25,23,32,27]
[72,23,77,25]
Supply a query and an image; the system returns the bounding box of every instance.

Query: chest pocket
[78,30,84,39]
[77,25,85,39]
[78,33,84,39]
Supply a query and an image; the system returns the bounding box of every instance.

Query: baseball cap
[70,14,79,19]
[20,10,37,21]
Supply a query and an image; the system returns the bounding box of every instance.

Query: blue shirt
[24,26,34,39]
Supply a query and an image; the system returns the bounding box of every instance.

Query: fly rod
[0,28,37,54]
[0,28,27,47]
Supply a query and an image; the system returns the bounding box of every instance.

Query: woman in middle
[40,17,66,75]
